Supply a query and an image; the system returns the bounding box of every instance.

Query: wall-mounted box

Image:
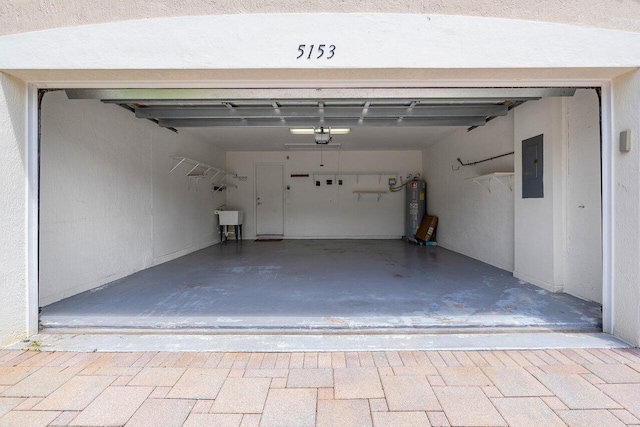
[522,134,544,198]
[620,130,631,152]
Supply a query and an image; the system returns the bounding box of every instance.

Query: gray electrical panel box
[405,180,426,239]
[522,134,544,198]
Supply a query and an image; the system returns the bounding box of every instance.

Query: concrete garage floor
[40,240,602,332]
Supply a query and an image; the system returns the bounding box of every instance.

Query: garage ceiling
[65,88,577,151]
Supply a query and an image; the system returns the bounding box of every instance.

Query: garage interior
[37,88,603,333]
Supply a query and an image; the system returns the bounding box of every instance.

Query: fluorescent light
[289,128,351,135]
[284,143,342,150]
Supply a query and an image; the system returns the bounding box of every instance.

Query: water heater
[405,180,426,239]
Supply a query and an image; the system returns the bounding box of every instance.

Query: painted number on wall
[296,44,336,60]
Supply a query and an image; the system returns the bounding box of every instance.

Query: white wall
[0,73,27,346]
[513,94,602,301]
[422,112,515,272]
[612,70,640,346]
[565,90,602,303]
[424,92,602,303]
[4,0,640,36]
[226,151,422,239]
[39,91,225,306]
[513,97,566,292]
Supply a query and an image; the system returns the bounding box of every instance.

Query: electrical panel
[522,134,544,198]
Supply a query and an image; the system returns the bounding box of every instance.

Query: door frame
[254,162,285,237]
[26,80,615,338]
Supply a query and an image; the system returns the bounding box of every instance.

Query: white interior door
[256,164,284,236]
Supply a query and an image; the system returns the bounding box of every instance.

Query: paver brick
[34,375,116,410]
[434,386,507,426]
[369,398,388,412]
[210,378,270,414]
[533,373,620,409]
[183,413,243,427]
[482,366,552,397]
[2,366,78,397]
[244,369,288,378]
[317,399,372,427]
[0,410,60,427]
[128,367,185,387]
[427,411,450,426]
[584,363,640,383]
[287,368,333,388]
[381,375,441,411]
[70,386,152,426]
[438,366,492,386]
[0,367,37,386]
[371,411,430,427]
[0,397,23,418]
[166,368,228,399]
[241,414,262,427]
[260,388,316,427]
[598,383,640,418]
[393,366,438,376]
[492,397,565,427]
[610,409,640,424]
[334,368,384,399]
[125,398,194,427]
[556,409,626,426]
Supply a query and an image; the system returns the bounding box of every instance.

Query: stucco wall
[0,74,27,346]
[226,151,422,239]
[422,112,515,272]
[565,90,602,303]
[612,70,640,346]
[513,98,565,292]
[0,8,639,347]
[1,0,639,36]
[39,91,226,306]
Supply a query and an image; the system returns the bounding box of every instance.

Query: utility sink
[215,210,243,225]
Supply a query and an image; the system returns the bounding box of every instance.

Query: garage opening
[37,87,603,333]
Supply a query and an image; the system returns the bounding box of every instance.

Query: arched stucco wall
[0,14,639,73]
[0,11,638,347]
[1,0,640,36]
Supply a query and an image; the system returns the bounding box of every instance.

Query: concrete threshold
[10,331,630,352]
[39,325,602,336]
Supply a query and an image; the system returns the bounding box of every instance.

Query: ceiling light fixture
[289,127,351,135]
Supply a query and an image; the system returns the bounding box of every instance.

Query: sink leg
[234,225,239,242]
[239,225,243,242]
[219,225,224,243]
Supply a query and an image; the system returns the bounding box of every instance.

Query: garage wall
[0,73,27,346]
[226,151,422,239]
[612,70,640,346]
[39,91,225,306]
[514,93,602,301]
[514,97,566,292]
[422,111,515,272]
[565,90,602,303]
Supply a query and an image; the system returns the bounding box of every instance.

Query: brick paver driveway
[1,348,640,426]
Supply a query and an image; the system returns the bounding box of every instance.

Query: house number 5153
[296,44,336,60]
